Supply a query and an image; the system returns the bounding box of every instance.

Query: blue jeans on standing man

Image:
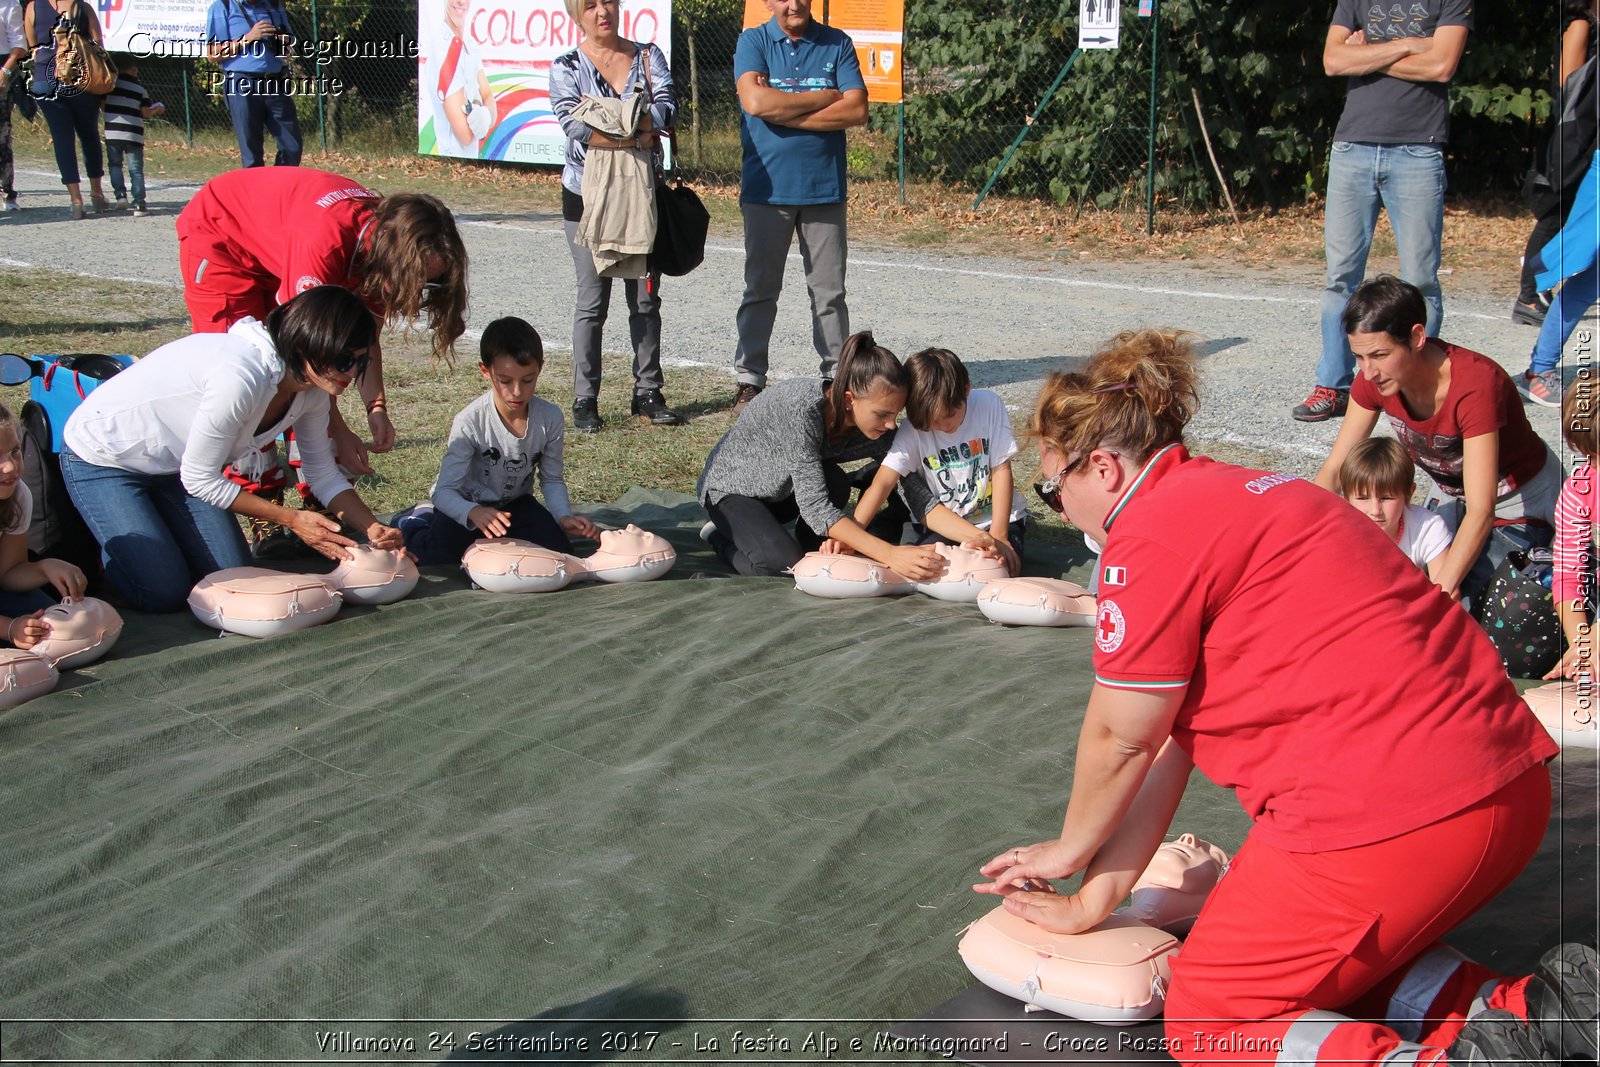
[105,142,145,207]
[1317,141,1446,390]
[60,449,251,613]
[222,71,303,168]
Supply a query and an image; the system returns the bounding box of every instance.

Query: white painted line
[0,256,183,288]
[455,218,1505,320]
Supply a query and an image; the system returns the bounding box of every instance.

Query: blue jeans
[398,497,571,567]
[1529,259,1599,374]
[59,449,250,613]
[222,72,303,168]
[37,91,103,187]
[105,141,145,206]
[1317,142,1446,390]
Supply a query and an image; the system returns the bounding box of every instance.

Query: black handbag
[650,177,710,276]
[1473,549,1565,679]
[9,60,38,122]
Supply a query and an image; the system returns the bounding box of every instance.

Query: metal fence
[116,0,1547,226]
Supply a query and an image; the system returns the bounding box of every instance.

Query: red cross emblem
[1095,600,1126,653]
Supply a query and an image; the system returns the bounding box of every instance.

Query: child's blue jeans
[399,497,571,567]
[105,141,145,206]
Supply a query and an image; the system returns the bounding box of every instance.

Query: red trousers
[1163,762,1551,1067]
[178,235,275,333]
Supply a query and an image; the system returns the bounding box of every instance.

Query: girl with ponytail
[697,330,945,578]
[977,328,1563,1067]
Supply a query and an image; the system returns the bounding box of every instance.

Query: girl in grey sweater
[697,332,944,578]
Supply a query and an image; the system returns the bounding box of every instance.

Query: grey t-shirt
[698,377,934,535]
[1331,0,1473,145]
[430,391,572,526]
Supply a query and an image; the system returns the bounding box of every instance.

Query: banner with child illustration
[418,0,673,164]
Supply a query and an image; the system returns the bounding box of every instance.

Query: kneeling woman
[978,330,1576,1066]
[1315,275,1562,602]
[61,286,406,613]
[697,331,943,579]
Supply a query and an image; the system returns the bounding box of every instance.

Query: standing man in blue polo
[205,0,303,169]
[730,0,867,412]
[1290,0,1470,423]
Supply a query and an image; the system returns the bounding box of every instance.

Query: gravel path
[1,159,1578,479]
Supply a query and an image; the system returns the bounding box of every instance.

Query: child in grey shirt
[399,318,598,564]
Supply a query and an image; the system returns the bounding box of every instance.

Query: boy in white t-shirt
[849,348,1025,574]
[1339,437,1452,580]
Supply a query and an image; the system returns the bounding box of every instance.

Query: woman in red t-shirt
[1315,275,1561,602]
[974,328,1580,1067]
[176,167,469,473]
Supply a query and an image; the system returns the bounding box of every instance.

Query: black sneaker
[632,389,685,425]
[248,516,302,561]
[731,383,763,415]
[1291,385,1349,423]
[1447,1009,1552,1066]
[1529,943,1599,1061]
[1512,293,1552,327]
[573,397,603,433]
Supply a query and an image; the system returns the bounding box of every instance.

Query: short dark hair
[904,348,970,430]
[1341,274,1427,340]
[265,285,378,383]
[480,317,544,368]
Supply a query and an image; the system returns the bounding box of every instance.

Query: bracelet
[6,617,19,646]
[367,399,387,414]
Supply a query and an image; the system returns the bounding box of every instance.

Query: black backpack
[1526,54,1599,213]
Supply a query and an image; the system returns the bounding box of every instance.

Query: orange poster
[740,0,903,104]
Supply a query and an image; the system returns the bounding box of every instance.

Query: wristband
[367,399,387,414]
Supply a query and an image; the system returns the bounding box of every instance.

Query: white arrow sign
[1079,0,1121,49]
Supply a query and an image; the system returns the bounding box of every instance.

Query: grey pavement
[0,160,1578,479]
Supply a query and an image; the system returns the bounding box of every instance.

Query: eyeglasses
[329,350,371,377]
[1033,448,1119,514]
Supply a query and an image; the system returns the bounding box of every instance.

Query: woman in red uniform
[974,329,1591,1067]
[176,166,468,473]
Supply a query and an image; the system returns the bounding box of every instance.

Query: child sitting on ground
[104,57,163,216]
[1339,437,1451,581]
[848,348,1025,574]
[1547,375,1598,679]
[399,317,599,565]
[0,404,86,647]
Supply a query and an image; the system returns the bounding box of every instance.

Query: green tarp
[1,492,1593,1064]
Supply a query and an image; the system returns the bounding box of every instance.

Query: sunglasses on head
[421,278,446,297]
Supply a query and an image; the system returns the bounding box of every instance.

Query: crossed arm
[736,71,867,131]
[1323,23,1467,84]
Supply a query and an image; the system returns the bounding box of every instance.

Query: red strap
[42,363,57,390]
[437,34,463,100]
[72,370,87,400]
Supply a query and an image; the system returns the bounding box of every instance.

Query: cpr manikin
[790,544,1011,601]
[959,834,1231,1024]
[189,568,344,638]
[977,577,1098,627]
[0,647,60,709]
[324,545,420,606]
[1521,681,1599,750]
[913,543,1010,603]
[29,598,125,669]
[463,525,677,593]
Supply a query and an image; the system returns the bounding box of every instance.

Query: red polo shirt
[175,167,381,310]
[1091,444,1555,852]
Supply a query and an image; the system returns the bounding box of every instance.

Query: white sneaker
[0,199,17,214]
[114,197,128,210]
[698,521,717,544]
